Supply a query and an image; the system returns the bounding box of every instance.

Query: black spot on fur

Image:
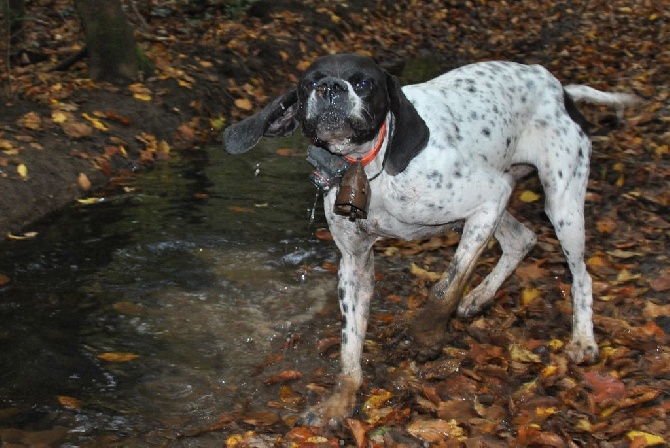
[564,89,590,134]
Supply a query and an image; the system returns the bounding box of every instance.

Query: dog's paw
[565,339,599,364]
[407,308,450,362]
[297,376,358,429]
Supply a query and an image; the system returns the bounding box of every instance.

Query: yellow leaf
[234,98,253,111]
[98,352,140,362]
[57,395,83,410]
[6,231,38,240]
[541,365,558,379]
[17,163,28,179]
[575,418,592,432]
[226,434,245,447]
[210,116,226,131]
[520,190,541,202]
[521,287,541,306]
[626,431,665,445]
[363,389,393,411]
[82,113,109,131]
[19,111,42,130]
[133,93,152,101]
[77,197,104,205]
[509,343,541,363]
[616,269,640,283]
[535,407,557,419]
[410,262,441,282]
[157,140,170,153]
[52,111,68,123]
[547,338,564,351]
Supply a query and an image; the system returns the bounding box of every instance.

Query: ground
[1,0,669,446]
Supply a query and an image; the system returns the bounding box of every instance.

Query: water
[0,135,339,446]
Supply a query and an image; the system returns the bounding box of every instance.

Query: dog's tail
[564,85,641,119]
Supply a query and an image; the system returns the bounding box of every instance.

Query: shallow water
[0,135,339,445]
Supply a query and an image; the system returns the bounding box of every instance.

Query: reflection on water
[0,135,338,445]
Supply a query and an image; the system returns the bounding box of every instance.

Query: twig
[128,0,149,30]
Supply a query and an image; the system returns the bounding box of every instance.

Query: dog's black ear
[384,74,430,175]
[223,88,299,154]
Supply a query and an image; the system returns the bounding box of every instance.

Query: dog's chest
[333,168,467,240]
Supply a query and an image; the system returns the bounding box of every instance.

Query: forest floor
[0,0,669,446]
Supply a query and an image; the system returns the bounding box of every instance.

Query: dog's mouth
[314,112,354,143]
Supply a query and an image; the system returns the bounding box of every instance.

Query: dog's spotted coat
[224,54,639,426]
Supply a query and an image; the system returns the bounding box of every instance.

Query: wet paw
[566,340,599,364]
[297,376,358,428]
[407,309,449,362]
[457,300,482,318]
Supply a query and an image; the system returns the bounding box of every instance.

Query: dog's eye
[303,80,318,91]
[354,79,373,93]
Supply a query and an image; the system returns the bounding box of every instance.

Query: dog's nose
[315,77,348,103]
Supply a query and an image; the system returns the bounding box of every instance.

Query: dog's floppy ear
[223,88,299,154]
[384,74,430,175]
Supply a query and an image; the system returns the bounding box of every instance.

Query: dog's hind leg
[458,211,537,317]
[410,190,511,360]
[538,134,598,364]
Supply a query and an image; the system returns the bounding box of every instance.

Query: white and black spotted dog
[223,53,638,426]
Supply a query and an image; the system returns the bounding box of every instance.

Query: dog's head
[223,53,429,175]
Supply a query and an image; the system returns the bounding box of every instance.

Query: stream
[0,135,340,446]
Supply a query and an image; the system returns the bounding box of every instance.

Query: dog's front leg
[302,219,377,427]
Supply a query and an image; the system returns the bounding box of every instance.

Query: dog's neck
[343,120,387,166]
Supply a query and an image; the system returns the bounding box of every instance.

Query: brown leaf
[346,418,369,448]
[406,418,465,443]
[97,352,140,362]
[61,121,93,139]
[649,274,670,292]
[582,371,626,403]
[264,370,302,385]
[234,98,253,111]
[515,259,549,284]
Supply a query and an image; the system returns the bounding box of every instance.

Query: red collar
[344,121,387,166]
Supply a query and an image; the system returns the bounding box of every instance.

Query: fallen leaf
[509,343,542,363]
[582,371,626,403]
[6,231,38,240]
[521,287,542,307]
[97,352,140,362]
[264,370,302,384]
[406,418,466,443]
[520,190,541,202]
[57,395,83,410]
[626,430,666,446]
[19,111,42,130]
[17,163,28,180]
[235,98,253,111]
[0,274,10,285]
[314,228,332,240]
[78,173,91,190]
[410,262,441,282]
[363,389,393,412]
[649,275,670,292]
[346,418,370,448]
[61,121,93,139]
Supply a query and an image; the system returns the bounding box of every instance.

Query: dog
[223,53,639,426]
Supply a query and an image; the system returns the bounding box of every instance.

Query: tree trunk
[7,0,25,44]
[74,0,147,84]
